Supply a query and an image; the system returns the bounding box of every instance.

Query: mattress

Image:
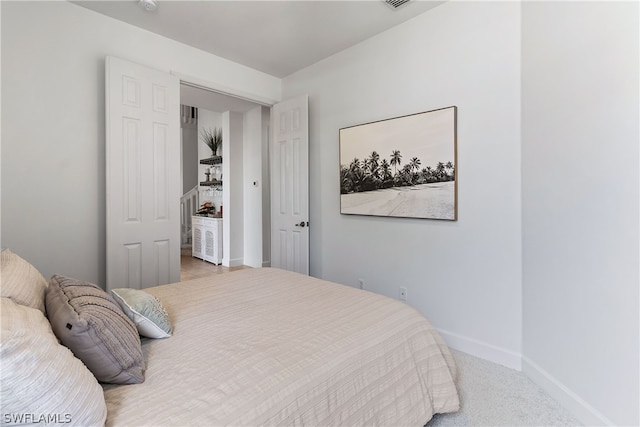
[102,268,459,426]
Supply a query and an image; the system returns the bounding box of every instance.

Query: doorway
[180,247,247,281]
[178,83,271,277]
[106,57,283,290]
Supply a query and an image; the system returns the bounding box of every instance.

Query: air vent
[385,0,411,9]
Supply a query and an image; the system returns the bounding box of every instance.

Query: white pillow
[0,297,107,426]
[0,249,48,314]
[111,288,173,339]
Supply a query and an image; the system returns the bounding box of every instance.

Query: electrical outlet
[399,287,407,301]
[358,279,365,290]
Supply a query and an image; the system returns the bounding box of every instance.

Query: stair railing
[180,185,199,247]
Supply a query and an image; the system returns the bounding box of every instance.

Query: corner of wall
[522,357,613,426]
[438,328,522,371]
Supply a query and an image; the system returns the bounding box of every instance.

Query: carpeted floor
[427,350,582,427]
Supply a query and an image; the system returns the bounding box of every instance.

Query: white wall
[0,2,3,249]
[0,1,279,285]
[261,107,271,267]
[521,2,639,425]
[283,1,523,368]
[243,106,265,268]
[181,124,198,195]
[222,111,244,267]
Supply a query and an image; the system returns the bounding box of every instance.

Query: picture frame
[339,106,457,220]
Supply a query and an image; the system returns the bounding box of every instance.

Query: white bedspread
[103,268,459,426]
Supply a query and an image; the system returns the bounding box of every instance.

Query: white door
[106,56,181,291]
[270,95,309,274]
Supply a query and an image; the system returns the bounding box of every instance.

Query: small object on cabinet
[196,201,216,216]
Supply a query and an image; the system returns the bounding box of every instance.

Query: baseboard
[226,257,244,267]
[522,356,612,426]
[437,328,614,425]
[436,327,522,370]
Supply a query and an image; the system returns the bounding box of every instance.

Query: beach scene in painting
[340,107,456,220]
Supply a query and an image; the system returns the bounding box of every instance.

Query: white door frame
[173,72,276,269]
[171,72,310,274]
[170,71,277,107]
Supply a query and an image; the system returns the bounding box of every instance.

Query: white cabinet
[192,216,222,265]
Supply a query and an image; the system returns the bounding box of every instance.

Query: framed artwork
[339,106,457,220]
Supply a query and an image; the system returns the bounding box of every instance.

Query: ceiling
[74,0,444,78]
[73,0,444,112]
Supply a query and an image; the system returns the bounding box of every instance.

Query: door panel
[106,56,181,291]
[270,95,309,274]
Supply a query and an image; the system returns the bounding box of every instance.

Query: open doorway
[178,83,271,278]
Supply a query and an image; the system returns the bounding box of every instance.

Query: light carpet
[427,350,582,426]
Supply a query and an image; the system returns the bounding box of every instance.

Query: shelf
[199,156,222,165]
[200,180,222,187]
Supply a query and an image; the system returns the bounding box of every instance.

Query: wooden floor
[180,247,247,281]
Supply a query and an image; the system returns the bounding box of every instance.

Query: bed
[1,249,459,426]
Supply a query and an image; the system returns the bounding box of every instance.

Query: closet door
[270,95,309,275]
[106,56,181,290]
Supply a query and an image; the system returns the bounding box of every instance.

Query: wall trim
[171,71,278,107]
[224,257,244,268]
[438,329,613,425]
[436,328,522,370]
[522,356,613,426]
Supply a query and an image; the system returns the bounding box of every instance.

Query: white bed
[102,267,459,426]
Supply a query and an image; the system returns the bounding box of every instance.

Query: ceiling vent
[385,0,411,9]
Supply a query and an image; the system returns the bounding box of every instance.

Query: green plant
[201,127,222,155]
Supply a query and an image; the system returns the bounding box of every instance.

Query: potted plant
[201,127,222,157]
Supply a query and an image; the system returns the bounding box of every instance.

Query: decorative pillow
[1,297,107,426]
[0,249,48,314]
[45,275,145,384]
[111,288,173,339]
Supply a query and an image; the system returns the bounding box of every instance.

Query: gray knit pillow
[45,275,144,384]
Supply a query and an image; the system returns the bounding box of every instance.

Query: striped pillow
[0,297,107,426]
[0,249,48,314]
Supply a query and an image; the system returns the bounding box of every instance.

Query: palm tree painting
[339,106,457,220]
